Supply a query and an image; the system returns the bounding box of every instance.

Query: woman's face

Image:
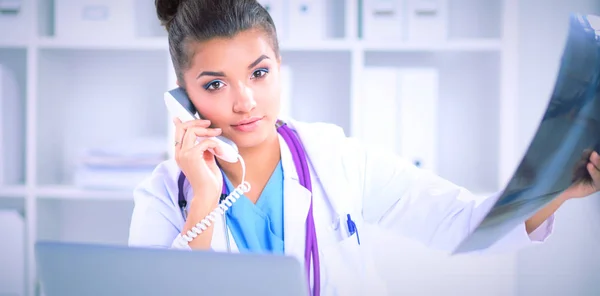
[181,28,281,149]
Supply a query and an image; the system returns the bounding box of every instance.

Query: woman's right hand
[173,118,224,214]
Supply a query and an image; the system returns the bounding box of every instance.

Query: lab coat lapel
[288,120,350,217]
[210,207,239,253]
[279,134,311,265]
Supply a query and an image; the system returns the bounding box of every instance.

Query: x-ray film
[453,13,600,254]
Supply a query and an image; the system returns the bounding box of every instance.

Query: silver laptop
[35,241,308,296]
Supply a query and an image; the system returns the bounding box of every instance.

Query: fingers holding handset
[172,117,224,197]
[181,126,222,153]
[173,118,210,148]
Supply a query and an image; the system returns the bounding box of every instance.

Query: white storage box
[0,0,32,43]
[358,67,439,172]
[406,0,448,42]
[288,0,327,41]
[54,0,136,40]
[258,0,288,41]
[0,64,24,185]
[358,67,399,154]
[362,0,404,41]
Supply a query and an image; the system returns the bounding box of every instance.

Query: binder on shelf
[258,0,288,41]
[288,0,327,41]
[358,67,439,171]
[406,0,448,42]
[362,0,404,41]
[396,68,439,172]
[0,64,24,186]
[358,67,399,154]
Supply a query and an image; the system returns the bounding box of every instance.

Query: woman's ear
[276,57,282,72]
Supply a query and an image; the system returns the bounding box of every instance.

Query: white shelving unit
[0,0,519,295]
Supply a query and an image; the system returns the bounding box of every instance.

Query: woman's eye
[204,80,224,90]
[252,68,269,78]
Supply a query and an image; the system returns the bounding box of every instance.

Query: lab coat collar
[286,119,352,216]
[279,133,312,264]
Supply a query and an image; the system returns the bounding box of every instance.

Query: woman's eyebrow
[196,71,225,79]
[248,55,269,69]
[196,55,270,79]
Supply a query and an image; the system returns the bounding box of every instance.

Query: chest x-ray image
[454,13,600,254]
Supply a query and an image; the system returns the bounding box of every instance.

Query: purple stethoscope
[176,121,321,296]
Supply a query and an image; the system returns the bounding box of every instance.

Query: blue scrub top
[222,160,285,254]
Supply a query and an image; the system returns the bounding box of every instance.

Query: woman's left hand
[564,150,600,199]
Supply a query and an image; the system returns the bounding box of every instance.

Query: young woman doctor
[129,0,600,295]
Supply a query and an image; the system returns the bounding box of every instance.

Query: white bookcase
[0,0,519,295]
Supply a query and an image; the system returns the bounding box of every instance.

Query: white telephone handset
[164,87,239,163]
[164,87,250,247]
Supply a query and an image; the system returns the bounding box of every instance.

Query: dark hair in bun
[155,0,279,84]
[155,0,181,30]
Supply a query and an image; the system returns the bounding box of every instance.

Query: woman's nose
[233,83,256,113]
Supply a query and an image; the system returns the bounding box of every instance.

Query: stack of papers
[454,13,600,254]
[73,136,167,190]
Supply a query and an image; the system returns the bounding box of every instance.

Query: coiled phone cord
[181,155,251,243]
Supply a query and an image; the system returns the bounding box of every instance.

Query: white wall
[515,1,600,295]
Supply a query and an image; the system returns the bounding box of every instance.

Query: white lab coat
[128,119,554,296]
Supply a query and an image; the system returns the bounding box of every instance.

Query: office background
[0,0,599,295]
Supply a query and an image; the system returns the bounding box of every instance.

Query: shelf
[0,37,504,53]
[279,39,504,52]
[28,38,505,53]
[36,49,169,186]
[36,37,168,51]
[0,186,27,198]
[0,40,29,49]
[280,39,356,51]
[361,39,503,52]
[36,186,133,201]
[0,37,507,53]
[362,51,502,194]
[0,186,26,214]
[37,196,134,246]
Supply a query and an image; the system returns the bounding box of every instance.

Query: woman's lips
[232,117,263,132]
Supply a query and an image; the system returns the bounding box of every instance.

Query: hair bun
[156,0,182,29]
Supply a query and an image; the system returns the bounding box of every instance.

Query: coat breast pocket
[319,232,366,296]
